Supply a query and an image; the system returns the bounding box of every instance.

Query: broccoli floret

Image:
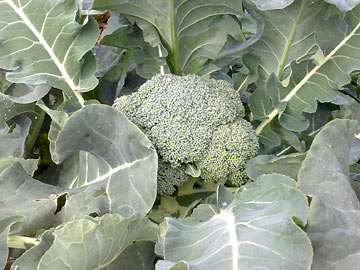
[195,119,259,185]
[113,74,259,195]
[157,159,189,196]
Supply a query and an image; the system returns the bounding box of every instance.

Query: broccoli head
[113,74,259,195]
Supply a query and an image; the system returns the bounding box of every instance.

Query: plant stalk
[170,0,181,75]
[25,109,46,153]
[7,234,39,249]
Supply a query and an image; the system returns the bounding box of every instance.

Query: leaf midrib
[256,20,360,135]
[4,0,84,105]
[170,0,181,75]
[276,0,307,78]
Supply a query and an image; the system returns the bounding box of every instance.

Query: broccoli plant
[2,0,360,269]
[113,74,259,195]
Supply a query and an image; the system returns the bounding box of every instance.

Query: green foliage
[157,175,312,270]
[113,74,259,195]
[92,0,256,76]
[0,0,360,269]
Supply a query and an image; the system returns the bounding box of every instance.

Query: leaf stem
[158,45,165,75]
[7,234,39,249]
[255,109,280,135]
[25,109,46,153]
[170,0,181,75]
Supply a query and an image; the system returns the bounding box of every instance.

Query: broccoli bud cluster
[113,74,259,195]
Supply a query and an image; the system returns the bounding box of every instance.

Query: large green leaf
[248,0,326,84]
[0,105,158,236]
[297,119,360,270]
[157,175,312,270]
[35,103,157,216]
[93,0,246,76]
[255,7,360,135]
[52,105,158,216]
[12,213,156,270]
[0,0,99,105]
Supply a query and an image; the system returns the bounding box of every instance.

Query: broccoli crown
[157,158,189,196]
[113,74,259,194]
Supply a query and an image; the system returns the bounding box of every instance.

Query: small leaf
[246,153,306,180]
[184,164,201,178]
[216,185,235,210]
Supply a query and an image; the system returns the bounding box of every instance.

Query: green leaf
[93,0,246,76]
[246,153,306,180]
[52,104,158,216]
[303,103,331,136]
[0,157,38,175]
[248,0,360,12]
[12,213,155,270]
[157,174,312,270]
[249,0,326,84]
[93,44,123,78]
[3,83,51,104]
[0,105,158,235]
[0,215,24,269]
[0,164,63,235]
[184,164,201,178]
[257,124,281,147]
[0,94,38,125]
[104,241,155,270]
[249,88,273,120]
[256,8,360,135]
[278,127,303,152]
[0,0,99,105]
[324,0,360,11]
[297,119,360,270]
[0,115,31,158]
[101,12,169,79]
[247,0,294,10]
[232,53,259,95]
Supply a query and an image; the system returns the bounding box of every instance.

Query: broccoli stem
[7,234,39,249]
